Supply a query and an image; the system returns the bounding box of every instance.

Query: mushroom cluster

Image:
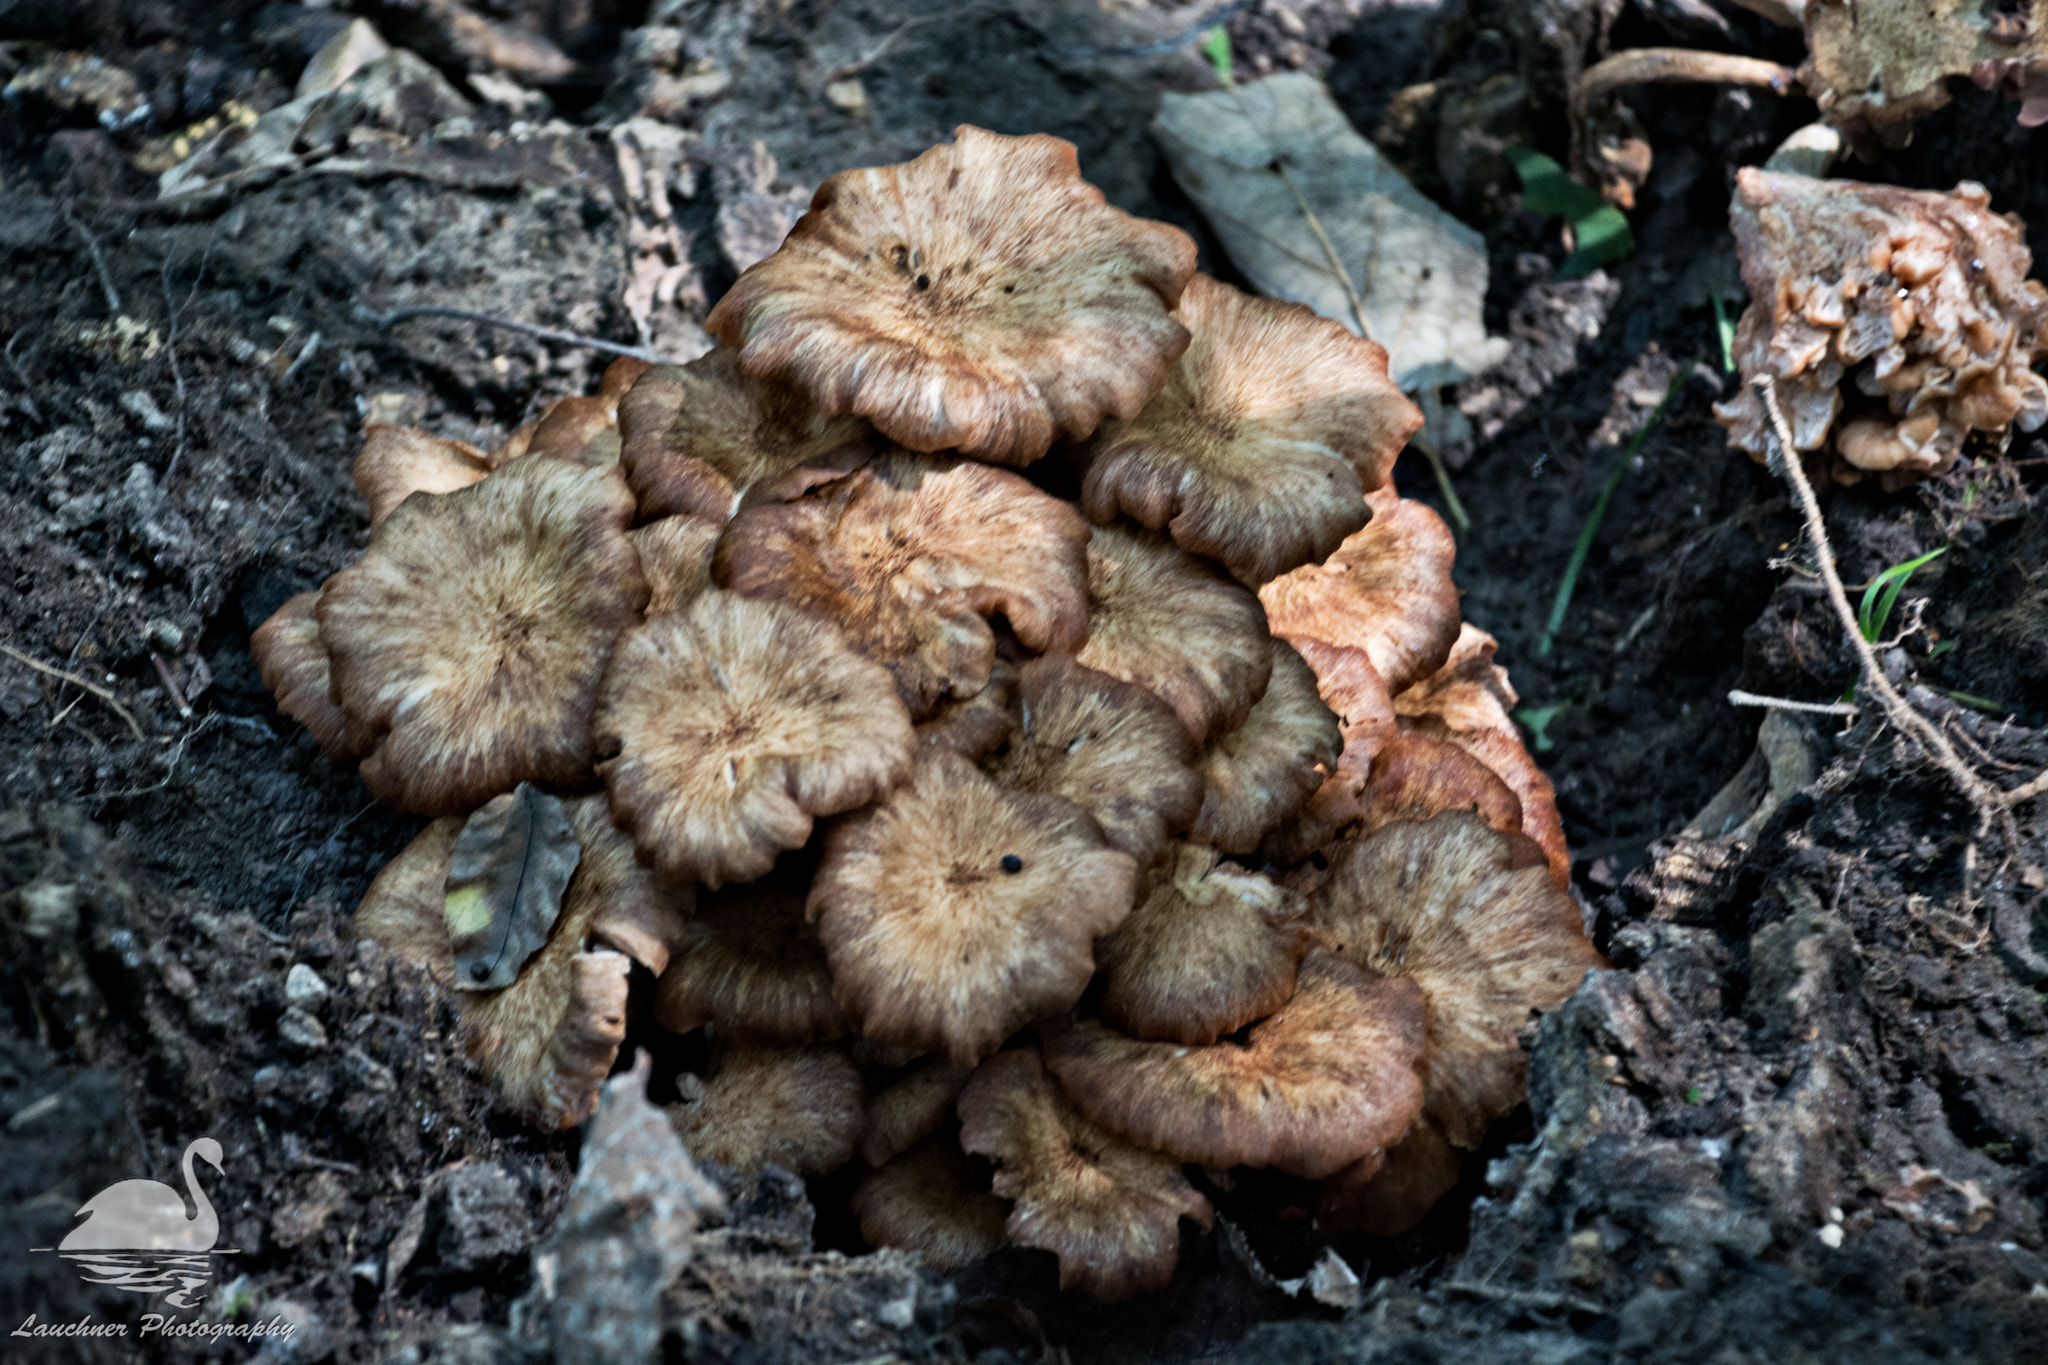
[257,126,1601,1298]
[1714,168,2048,488]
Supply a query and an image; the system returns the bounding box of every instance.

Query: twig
[62,210,123,315]
[159,252,189,483]
[280,329,323,383]
[0,642,147,743]
[1575,49,1801,116]
[1728,689,1859,716]
[353,304,671,364]
[149,650,192,720]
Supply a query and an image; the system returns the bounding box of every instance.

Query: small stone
[119,390,174,432]
[1817,1223,1844,1249]
[278,1005,329,1055]
[146,619,185,653]
[825,79,869,116]
[436,1163,531,1272]
[285,962,330,1007]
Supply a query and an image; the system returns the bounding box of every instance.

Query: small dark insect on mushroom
[1000,854,1024,873]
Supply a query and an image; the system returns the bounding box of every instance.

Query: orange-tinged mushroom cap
[654,852,852,1045]
[808,748,1138,1066]
[980,655,1202,871]
[957,1048,1213,1301]
[1260,489,1460,695]
[320,455,649,816]
[352,426,492,530]
[1410,716,1572,893]
[669,1041,866,1179]
[1356,729,1522,838]
[594,589,915,889]
[617,347,875,523]
[1096,841,1310,1046]
[1043,951,1426,1180]
[1305,812,1604,1148]
[718,451,1092,715]
[1191,640,1343,856]
[1076,522,1272,743]
[705,125,1198,465]
[250,588,372,761]
[1392,622,1517,735]
[1081,274,1422,582]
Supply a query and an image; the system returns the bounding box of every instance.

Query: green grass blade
[1857,547,1946,642]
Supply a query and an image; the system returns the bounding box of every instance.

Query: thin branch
[0,642,147,743]
[62,210,123,315]
[353,304,672,364]
[1728,689,1858,716]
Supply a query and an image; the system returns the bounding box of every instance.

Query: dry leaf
[444,782,582,991]
[1154,73,1507,391]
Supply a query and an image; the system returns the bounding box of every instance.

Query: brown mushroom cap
[1356,729,1522,838]
[353,796,691,1128]
[616,347,874,523]
[704,125,1198,465]
[980,655,1202,871]
[352,426,493,530]
[915,656,1021,759]
[250,588,372,761]
[1096,842,1310,1046]
[957,1048,1213,1302]
[1044,951,1426,1180]
[654,852,852,1044]
[594,589,915,889]
[1802,0,2048,146]
[669,1042,866,1178]
[1410,717,1572,893]
[1316,1113,1463,1236]
[1191,639,1344,856]
[1392,622,1517,735]
[1305,812,1604,1148]
[1080,274,1422,582]
[717,451,1092,715]
[861,1060,977,1168]
[1076,521,1273,743]
[1259,489,1460,695]
[852,1136,1010,1272]
[320,455,649,816]
[629,514,722,616]
[1255,639,1402,864]
[808,748,1138,1066]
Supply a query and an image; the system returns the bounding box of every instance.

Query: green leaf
[1712,292,1738,374]
[1505,146,1635,280]
[1857,547,1947,643]
[1515,704,1566,753]
[444,782,581,991]
[1200,25,1232,88]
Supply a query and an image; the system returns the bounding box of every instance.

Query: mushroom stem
[1573,49,1802,122]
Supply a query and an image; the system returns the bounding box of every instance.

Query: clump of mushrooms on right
[253,126,1602,1301]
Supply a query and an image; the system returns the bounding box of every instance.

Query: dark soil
[5,1,2048,1361]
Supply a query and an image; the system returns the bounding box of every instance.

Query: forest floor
[5,1,2048,1361]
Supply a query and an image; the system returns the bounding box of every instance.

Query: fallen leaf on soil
[1154,73,1507,390]
[444,783,582,991]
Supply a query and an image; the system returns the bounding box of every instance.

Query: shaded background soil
[4,0,2048,1361]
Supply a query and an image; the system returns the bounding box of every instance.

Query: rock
[119,390,173,432]
[436,1163,532,1273]
[278,1005,328,1055]
[285,962,330,1007]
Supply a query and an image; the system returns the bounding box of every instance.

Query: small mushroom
[957,1048,1213,1301]
[250,589,371,761]
[808,748,1138,1066]
[669,1041,866,1178]
[1191,640,1344,856]
[1081,273,1422,582]
[717,451,1091,715]
[1044,951,1427,1180]
[493,357,652,468]
[654,851,852,1044]
[861,1060,977,1168]
[705,125,1198,464]
[979,654,1203,871]
[628,514,722,616]
[1076,521,1273,743]
[1305,812,1604,1149]
[616,347,874,523]
[851,1136,1010,1272]
[352,426,493,530]
[593,589,914,888]
[1096,841,1310,1046]
[319,455,648,815]
[1259,489,1461,695]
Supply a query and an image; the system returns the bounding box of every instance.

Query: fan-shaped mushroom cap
[980,655,1202,871]
[1259,489,1460,695]
[915,657,1020,759]
[717,451,1092,715]
[654,853,852,1044]
[704,125,1198,465]
[353,426,493,529]
[1080,274,1421,582]
[1410,717,1571,893]
[1191,640,1343,856]
[1256,639,1402,864]
[861,1060,976,1167]
[669,1042,866,1178]
[594,589,914,889]
[1357,730,1522,837]
[1801,0,2048,146]
[251,589,372,761]
[629,515,722,616]
[808,748,1138,1066]
[1316,1114,1463,1236]
[320,455,648,816]
[852,1136,1010,1272]
[353,797,691,1128]
[1076,522,1272,743]
[1712,170,2048,485]
[1305,812,1603,1149]
[1044,951,1426,1180]
[958,1048,1213,1302]
[1097,842,1310,1046]
[617,347,875,523]
[1393,622,1517,735]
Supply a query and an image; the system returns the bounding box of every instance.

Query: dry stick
[62,210,123,315]
[1727,689,1858,716]
[0,642,147,743]
[353,304,672,364]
